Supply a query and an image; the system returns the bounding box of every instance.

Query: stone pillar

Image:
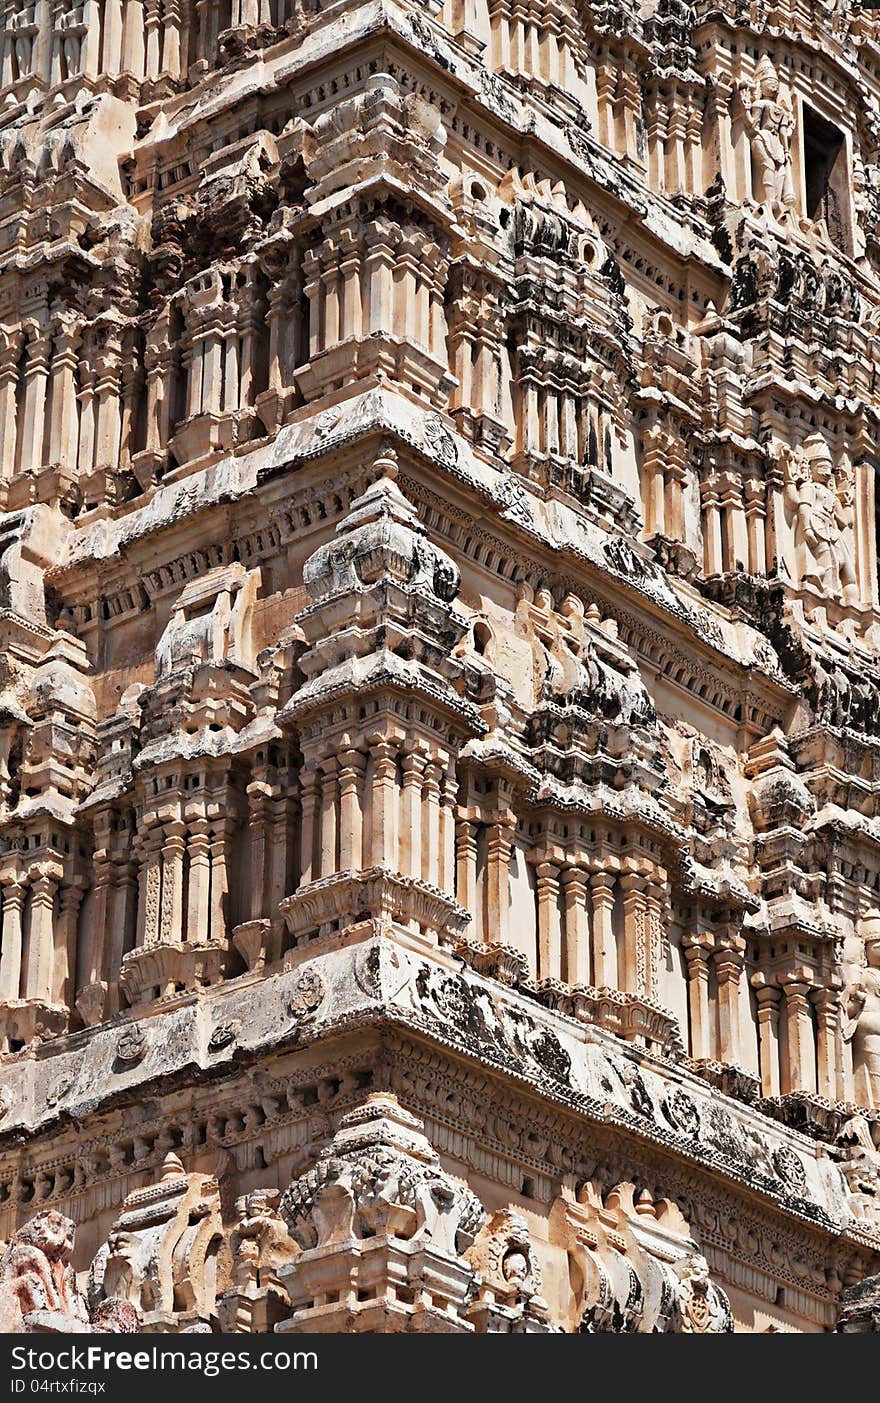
[23,868,58,1002]
[536,861,561,982]
[186,815,211,945]
[159,820,186,944]
[485,791,514,946]
[16,332,50,475]
[781,976,816,1094]
[318,757,338,878]
[0,332,23,478]
[813,984,844,1103]
[208,817,230,944]
[84,819,114,991]
[421,760,442,887]
[338,747,364,872]
[619,874,647,996]
[369,740,398,870]
[0,878,24,1000]
[93,333,124,472]
[137,826,163,948]
[161,0,182,79]
[683,932,714,1061]
[122,0,145,74]
[47,318,81,469]
[299,763,318,887]
[590,873,616,987]
[562,867,590,987]
[438,759,457,895]
[245,783,269,921]
[400,748,425,881]
[714,933,746,1066]
[103,0,123,72]
[56,879,84,1011]
[107,856,138,1012]
[455,819,478,917]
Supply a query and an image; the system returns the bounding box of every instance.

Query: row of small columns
[640,424,687,542]
[299,742,456,890]
[643,85,703,196]
[533,865,664,996]
[134,806,230,949]
[701,476,769,577]
[0,862,71,1005]
[303,220,448,364]
[0,0,184,92]
[751,970,845,1101]
[682,931,747,1066]
[0,322,129,484]
[488,0,583,94]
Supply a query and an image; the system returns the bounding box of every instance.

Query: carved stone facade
[3,0,880,1338]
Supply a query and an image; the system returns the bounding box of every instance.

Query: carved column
[485,787,514,946]
[83,829,112,990]
[781,975,817,1094]
[813,984,844,1103]
[714,933,746,1066]
[16,331,50,474]
[161,0,182,78]
[23,868,59,1002]
[683,932,714,1061]
[536,861,561,982]
[0,332,23,478]
[93,330,124,473]
[619,873,648,996]
[590,872,616,988]
[299,762,318,887]
[186,814,211,945]
[318,757,338,878]
[562,867,590,986]
[136,825,163,948]
[159,820,186,944]
[369,740,398,871]
[455,818,478,917]
[56,878,84,1012]
[47,317,81,470]
[0,878,24,1000]
[338,747,364,873]
[245,782,269,921]
[122,0,145,74]
[438,759,457,895]
[400,748,425,881]
[107,853,138,1010]
[208,813,230,944]
[421,760,442,887]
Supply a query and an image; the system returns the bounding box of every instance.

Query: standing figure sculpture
[783,436,859,604]
[845,912,880,1108]
[740,56,796,211]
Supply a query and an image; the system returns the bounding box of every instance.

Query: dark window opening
[803,105,851,254]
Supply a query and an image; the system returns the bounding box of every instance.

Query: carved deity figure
[845,914,880,1108]
[229,1190,293,1298]
[739,57,796,211]
[671,1254,733,1333]
[0,1211,137,1334]
[783,437,859,603]
[0,1212,88,1332]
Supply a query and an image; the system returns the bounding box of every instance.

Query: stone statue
[0,1211,137,1334]
[670,1254,733,1333]
[844,912,880,1107]
[783,437,859,603]
[739,57,796,211]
